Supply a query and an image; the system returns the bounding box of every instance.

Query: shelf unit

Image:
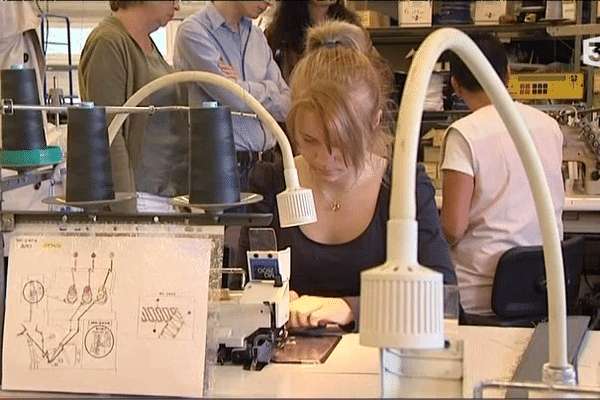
[368,20,573,44]
[364,1,600,108]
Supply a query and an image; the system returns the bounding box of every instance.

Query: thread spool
[189,105,240,205]
[66,105,115,202]
[1,66,46,150]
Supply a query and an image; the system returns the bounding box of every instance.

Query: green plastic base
[1,146,63,171]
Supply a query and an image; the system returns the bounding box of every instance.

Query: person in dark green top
[79,1,188,212]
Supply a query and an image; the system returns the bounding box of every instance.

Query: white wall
[34,1,208,21]
[31,0,209,101]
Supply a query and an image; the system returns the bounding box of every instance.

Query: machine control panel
[248,253,280,281]
[508,73,584,100]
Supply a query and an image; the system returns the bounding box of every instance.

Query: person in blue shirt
[174,1,290,191]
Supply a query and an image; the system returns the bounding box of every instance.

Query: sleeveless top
[238,160,456,297]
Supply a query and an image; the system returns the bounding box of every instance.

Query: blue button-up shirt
[174,3,291,152]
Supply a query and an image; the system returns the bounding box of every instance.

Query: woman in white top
[440,33,564,316]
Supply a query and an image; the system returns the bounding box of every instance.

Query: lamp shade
[360,263,443,349]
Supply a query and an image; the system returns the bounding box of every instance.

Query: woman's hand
[288,295,354,328]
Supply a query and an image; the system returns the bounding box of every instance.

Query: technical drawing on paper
[18,250,117,370]
[3,233,213,397]
[137,295,196,340]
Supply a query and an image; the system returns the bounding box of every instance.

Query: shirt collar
[205,3,252,33]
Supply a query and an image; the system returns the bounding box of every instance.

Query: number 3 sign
[583,37,600,67]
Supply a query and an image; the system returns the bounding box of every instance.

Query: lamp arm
[106,71,299,189]
[395,28,569,374]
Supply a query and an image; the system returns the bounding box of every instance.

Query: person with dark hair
[440,33,564,316]
[239,21,456,331]
[265,0,359,83]
[79,1,187,212]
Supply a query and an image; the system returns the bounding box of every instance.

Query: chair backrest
[491,236,585,319]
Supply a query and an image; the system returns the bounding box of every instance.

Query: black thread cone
[189,106,240,205]
[66,107,115,202]
[1,68,46,150]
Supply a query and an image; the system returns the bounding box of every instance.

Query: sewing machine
[421,109,600,197]
[216,229,291,371]
[421,126,447,190]
[562,116,600,196]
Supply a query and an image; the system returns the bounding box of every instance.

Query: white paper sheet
[2,233,212,397]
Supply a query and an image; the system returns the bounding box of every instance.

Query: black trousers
[236,147,280,192]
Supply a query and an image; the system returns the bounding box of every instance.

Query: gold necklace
[313,176,360,212]
[316,187,342,211]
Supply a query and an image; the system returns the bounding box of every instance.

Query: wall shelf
[368,21,578,45]
[547,23,600,37]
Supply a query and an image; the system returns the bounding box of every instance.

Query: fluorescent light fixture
[106,71,317,228]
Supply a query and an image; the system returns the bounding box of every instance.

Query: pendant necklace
[313,176,360,212]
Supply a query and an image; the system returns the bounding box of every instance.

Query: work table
[0,322,597,398]
[211,322,600,398]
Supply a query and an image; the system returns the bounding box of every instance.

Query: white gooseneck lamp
[106,71,317,228]
[360,27,574,394]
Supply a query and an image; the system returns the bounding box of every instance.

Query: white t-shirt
[0,2,38,40]
[440,102,564,315]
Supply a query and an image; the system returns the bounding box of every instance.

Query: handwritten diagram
[18,250,117,371]
[3,232,214,397]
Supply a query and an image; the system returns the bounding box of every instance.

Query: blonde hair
[305,20,395,101]
[288,21,393,173]
[305,20,371,54]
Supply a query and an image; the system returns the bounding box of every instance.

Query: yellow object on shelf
[508,73,585,100]
[355,10,390,28]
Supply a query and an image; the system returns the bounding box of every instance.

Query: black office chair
[461,236,585,327]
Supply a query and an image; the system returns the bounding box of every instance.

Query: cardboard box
[356,10,391,28]
[562,0,577,22]
[474,1,508,25]
[398,1,432,27]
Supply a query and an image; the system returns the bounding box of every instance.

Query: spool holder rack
[0,100,261,210]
